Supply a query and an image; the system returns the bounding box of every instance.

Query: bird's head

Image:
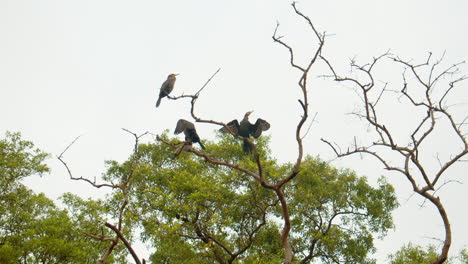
[168,73,179,79]
[245,111,253,117]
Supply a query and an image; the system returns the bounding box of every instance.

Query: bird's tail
[198,141,206,150]
[243,138,253,153]
[156,97,162,107]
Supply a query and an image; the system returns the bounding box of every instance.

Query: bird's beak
[247,111,254,115]
[175,73,180,76]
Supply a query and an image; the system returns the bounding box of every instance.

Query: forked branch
[58,129,149,264]
[321,52,467,264]
[157,3,326,263]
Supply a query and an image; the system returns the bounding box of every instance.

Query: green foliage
[459,248,468,263]
[286,156,397,263]
[0,132,114,263]
[60,193,130,263]
[0,131,49,194]
[388,243,439,264]
[388,244,468,264]
[98,132,398,263]
[101,132,279,263]
[0,190,117,263]
[0,131,400,263]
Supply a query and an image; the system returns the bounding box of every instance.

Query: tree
[0,131,49,195]
[287,156,397,263]
[55,2,466,263]
[388,243,468,264]
[0,132,113,263]
[459,248,468,264]
[152,3,326,263]
[388,243,439,264]
[321,51,467,264]
[58,130,149,264]
[58,3,327,262]
[60,192,130,263]
[60,131,397,263]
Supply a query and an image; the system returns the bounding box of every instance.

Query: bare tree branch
[155,5,326,264]
[59,129,149,263]
[321,52,467,264]
[57,135,118,189]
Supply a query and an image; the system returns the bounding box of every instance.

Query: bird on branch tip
[174,119,205,152]
[219,111,270,153]
[156,73,179,107]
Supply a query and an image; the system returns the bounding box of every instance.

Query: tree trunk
[421,192,451,264]
[275,188,293,264]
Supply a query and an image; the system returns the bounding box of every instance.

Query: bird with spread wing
[219,111,270,153]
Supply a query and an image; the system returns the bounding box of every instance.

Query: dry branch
[321,52,467,264]
[58,129,149,264]
[155,3,326,263]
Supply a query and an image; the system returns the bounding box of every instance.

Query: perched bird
[220,111,270,153]
[174,119,205,150]
[156,73,178,107]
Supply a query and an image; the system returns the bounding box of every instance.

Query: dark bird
[174,119,205,150]
[156,73,178,107]
[220,111,270,153]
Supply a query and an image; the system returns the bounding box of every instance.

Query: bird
[156,73,178,107]
[174,119,205,152]
[219,111,270,153]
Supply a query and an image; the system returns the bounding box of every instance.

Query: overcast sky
[1,0,467,262]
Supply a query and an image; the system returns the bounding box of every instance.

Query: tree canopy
[2,2,466,263]
[79,132,397,263]
[0,132,125,263]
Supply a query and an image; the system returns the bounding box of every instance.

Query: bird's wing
[174,119,194,135]
[159,82,170,98]
[160,79,169,91]
[160,79,175,95]
[251,118,270,138]
[219,120,240,135]
[187,129,201,143]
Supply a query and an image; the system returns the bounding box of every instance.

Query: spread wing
[251,118,270,138]
[219,120,240,135]
[174,119,194,135]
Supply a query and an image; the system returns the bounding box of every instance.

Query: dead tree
[159,3,325,263]
[321,52,467,264]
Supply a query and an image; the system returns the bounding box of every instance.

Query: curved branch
[59,129,148,263]
[57,135,119,189]
[163,69,269,183]
[322,52,467,264]
[156,135,274,190]
[105,222,144,264]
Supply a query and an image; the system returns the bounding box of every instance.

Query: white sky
[1,0,467,262]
